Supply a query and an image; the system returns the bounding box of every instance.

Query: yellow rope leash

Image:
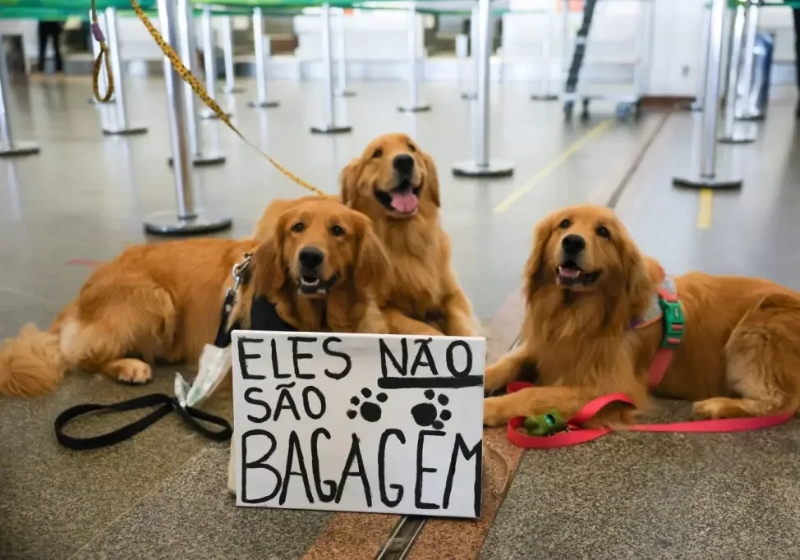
[90,0,114,102]
[91,0,325,197]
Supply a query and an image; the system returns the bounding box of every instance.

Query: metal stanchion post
[335,8,356,97]
[561,0,569,95]
[452,0,513,177]
[398,4,430,112]
[736,0,760,120]
[691,3,712,112]
[456,33,469,95]
[145,0,231,235]
[0,35,39,157]
[103,8,147,135]
[311,3,351,133]
[531,8,558,101]
[673,0,742,190]
[221,15,243,93]
[171,0,224,166]
[248,8,279,108]
[200,7,231,119]
[719,3,754,143]
[462,7,479,100]
[88,10,114,105]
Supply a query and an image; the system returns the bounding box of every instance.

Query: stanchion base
[223,86,244,94]
[718,131,756,144]
[248,100,280,109]
[336,90,357,97]
[310,125,352,134]
[531,94,559,101]
[144,210,233,236]
[102,125,148,136]
[168,153,227,167]
[736,112,765,122]
[0,141,40,158]
[452,159,515,178]
[398,104,431,113]
[200,108,233,120]
[672,175,743,190]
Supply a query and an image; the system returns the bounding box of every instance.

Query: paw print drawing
[346,388,387,423]
[411,390,451,430]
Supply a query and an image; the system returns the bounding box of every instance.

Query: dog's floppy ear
[340,158,363,208]
[251,213,288,297]
[420,151,440,207]
[523,218,554,300]
[619,233,656,315]
[354,215,390,288]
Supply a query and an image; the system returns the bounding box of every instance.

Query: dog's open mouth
[556,261,600,287]
[298,272,338,295]
[374,180,421,216]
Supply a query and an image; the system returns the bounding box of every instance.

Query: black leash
[53,253,297,451]
[54,393,232,450]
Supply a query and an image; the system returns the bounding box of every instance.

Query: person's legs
[52,23,63,73]
[37,22,48,72]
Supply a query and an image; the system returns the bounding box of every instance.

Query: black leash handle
[54,393,232,451]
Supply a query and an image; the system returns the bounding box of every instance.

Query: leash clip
[230,252,253,294]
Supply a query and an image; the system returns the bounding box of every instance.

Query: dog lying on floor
[340,133,478,337]
[483,204,800,427]
[0,198,389,398]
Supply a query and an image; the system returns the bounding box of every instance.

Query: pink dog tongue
[389,190,418,213]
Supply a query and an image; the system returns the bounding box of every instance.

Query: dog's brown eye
[558,219,571,229]
[291,222,304,233]
[596,226,611,239]
[372,148,383,159]
[407,143,416,152]
[331,225,345,237]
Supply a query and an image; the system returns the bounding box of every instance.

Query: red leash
[505,382,793,449]
[505,286,793,449]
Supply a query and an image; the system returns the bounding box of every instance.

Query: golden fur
[251,195,341,242]
[340,133,476,337]
[483,204,800,426]
[0,198,387,398]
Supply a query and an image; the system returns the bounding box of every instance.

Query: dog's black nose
[299,247,324,268]
[561,234,586,254]
[393,154,414,175]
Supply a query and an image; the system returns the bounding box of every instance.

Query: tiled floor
[1,74,799,559]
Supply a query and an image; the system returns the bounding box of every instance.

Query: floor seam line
[66,445,216,560]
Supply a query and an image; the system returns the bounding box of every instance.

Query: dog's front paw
[483,396,509,427]
[484,364,508,395]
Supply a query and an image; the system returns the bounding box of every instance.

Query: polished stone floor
[1,75,799,559]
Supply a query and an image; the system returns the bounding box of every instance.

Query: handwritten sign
[231,331,485,518]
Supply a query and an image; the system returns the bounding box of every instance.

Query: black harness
[55,258,295,451]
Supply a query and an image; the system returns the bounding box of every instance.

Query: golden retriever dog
[0,198,388,398]
[483,204,800,427]
[340,133,477,337]
[235,197,388,334]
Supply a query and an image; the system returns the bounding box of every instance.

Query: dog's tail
[0,324,67,397]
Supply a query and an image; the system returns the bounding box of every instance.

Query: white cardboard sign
[231,331,485,518]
